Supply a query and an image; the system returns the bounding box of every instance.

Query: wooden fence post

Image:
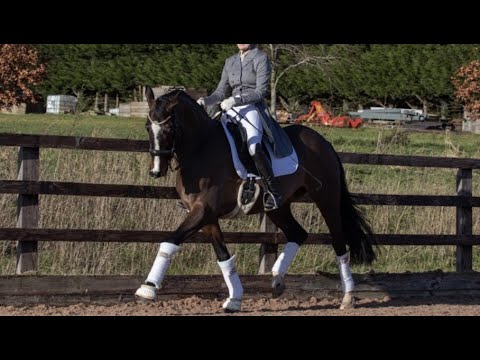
[257,213,278,274]
[456,168,472,272]
[16,147,39,274]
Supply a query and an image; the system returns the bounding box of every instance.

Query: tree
[452,59,480,120]
[264,44,357,116]
[35,44,231,106]
[0,44,45,110]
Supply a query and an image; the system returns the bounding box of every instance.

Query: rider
[198,44,284,211]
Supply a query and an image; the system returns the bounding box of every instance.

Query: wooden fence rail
[1,180,480,206]
[0,133,479,276]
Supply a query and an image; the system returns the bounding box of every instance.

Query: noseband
[148,113,175,157]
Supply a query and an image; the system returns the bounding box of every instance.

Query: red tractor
[294,101,363,128]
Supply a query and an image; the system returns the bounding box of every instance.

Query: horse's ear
[166,91,182,112]
[145,86,155,109]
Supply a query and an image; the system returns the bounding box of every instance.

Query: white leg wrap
[145,242,180,288]
[218,255,243,300]
[337,252,354,293]
[272,242,300,276]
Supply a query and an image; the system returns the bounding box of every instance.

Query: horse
[134,87,376,312]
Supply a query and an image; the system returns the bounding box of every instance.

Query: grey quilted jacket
[204,47,270,107]
[205,47,293,158]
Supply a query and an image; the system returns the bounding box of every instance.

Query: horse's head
[145,86,180,178]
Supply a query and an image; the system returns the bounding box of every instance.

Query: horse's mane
[158,90,215,124]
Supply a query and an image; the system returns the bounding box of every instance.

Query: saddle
[216,109,298,216]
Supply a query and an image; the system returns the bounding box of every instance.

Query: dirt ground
[2,296,480,316]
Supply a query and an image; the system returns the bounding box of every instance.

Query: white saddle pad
[220,116,298,180]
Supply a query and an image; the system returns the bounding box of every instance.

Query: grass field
[0,113,479,276]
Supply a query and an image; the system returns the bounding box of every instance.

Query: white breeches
[226,104,263,156]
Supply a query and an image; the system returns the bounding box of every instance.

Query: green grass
[0,114,479,276]
[0,114,147,139]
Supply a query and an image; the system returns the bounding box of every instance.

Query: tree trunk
[423,102,428,116]
[104,93,108,113]
[414,94,428,116]
[440,100,448,119]
[405,100,416,110]
[342,99,350,113]
[116,93,119,108]
[94,92,99,112]
[72,89,83,113]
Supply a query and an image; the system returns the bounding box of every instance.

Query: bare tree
[264,44,338,118]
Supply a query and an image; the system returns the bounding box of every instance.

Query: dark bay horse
[134,87,376,312]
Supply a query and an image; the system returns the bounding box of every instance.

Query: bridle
[147,113,176,157]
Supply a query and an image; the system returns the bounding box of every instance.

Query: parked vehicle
[348,107,455,130]
[348,108,426,122]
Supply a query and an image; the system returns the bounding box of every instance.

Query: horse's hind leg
[266,207,308,298]
[203,223,243,313]
[309,189,355,310]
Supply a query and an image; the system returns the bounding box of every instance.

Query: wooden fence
[0,133,480,301]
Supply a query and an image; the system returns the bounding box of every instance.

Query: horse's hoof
[272,274,285,298]
[339,292,355,310]
[222,298,242,313]
[134,284,158,302]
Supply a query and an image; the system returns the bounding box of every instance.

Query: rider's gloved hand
[220,97,236,111]
[197,97,205,107]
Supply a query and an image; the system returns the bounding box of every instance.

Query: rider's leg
[229,106,281,211]
[251,143,282,211]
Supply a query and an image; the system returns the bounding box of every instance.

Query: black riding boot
[252,145,282,211]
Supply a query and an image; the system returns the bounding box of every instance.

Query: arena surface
[1,296,480,316]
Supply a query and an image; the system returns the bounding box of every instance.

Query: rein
[148,113,172,125]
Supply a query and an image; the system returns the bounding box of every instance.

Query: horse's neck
[178,107,219,155]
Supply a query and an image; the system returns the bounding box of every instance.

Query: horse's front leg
[203,223,243,313]
[135,203,206,302]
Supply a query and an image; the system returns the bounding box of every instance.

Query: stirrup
[263,191,281,212]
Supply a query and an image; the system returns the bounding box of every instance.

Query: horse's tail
[336,153,376,265]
